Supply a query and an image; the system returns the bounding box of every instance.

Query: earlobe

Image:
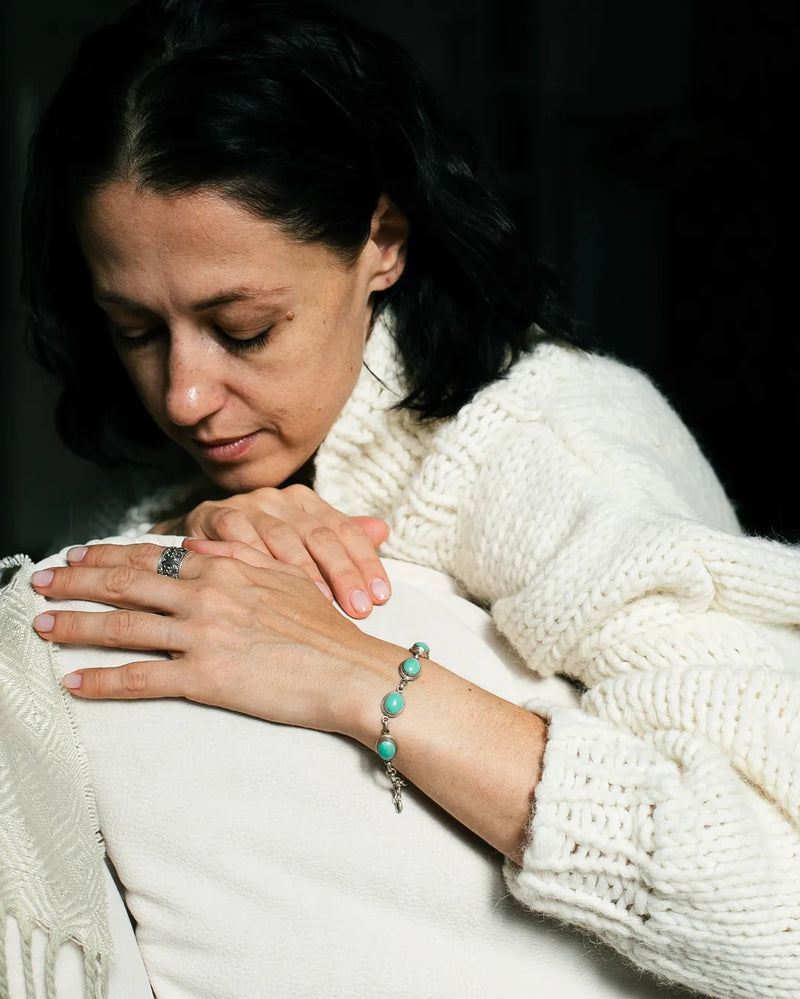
[368,195,409,292]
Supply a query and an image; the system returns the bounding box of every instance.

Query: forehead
[76,181,341,300]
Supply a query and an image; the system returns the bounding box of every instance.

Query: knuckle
[121,664,149,694]
[335,518,366,543]
[105,566,136,597]
[59,613,84,644]
[253,486,278,502]
[212,507,246,534]
[264,522,298,547]
[282,483,311,501]
[182,511,200,534]
[107,610,135,645]
[306,525,339,549]
[130,544,162,571]
[83,668,111,698]
[189,502,217,528]
[227,540,253,556]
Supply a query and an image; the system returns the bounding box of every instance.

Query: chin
[200,459,292,494]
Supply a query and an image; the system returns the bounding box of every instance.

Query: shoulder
[452,342,739,533]
[473,341,681,430]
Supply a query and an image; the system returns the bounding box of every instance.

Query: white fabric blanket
[3,538,699,998]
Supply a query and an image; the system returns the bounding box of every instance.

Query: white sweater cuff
[504,700,800,999]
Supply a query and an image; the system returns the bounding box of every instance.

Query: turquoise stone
[414,642,430,654]
[376,737,396,761]
[400,657,421,679]
[383,691,405,716]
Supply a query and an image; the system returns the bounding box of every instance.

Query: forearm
[337,635,548,863]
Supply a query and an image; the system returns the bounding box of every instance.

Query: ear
[365,195,409,294]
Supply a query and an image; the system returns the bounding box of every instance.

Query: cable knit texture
[311,318,800,998]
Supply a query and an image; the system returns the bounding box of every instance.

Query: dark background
[2,0,798,561]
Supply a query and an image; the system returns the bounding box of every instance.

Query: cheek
[274,354,360,441]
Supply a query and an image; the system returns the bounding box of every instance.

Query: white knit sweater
[11,317,800,998]
[312,320,800,998]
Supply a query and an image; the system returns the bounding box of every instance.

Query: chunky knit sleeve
[507,645,800,999]
[451,374,800,998]
[316,335,800,996]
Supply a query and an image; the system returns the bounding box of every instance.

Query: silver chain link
[377,643,429,813]
[385,764,407,812]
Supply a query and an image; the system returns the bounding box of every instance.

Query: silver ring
[156,546,190,579]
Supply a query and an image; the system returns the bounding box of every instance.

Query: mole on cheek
[286,311,295,321]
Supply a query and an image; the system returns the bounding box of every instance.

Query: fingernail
[316,580,334,601]
[34,613,55,633]
[62,672,82,689]
[350,588,371,614]
[67,546,88,562]
[370,578,390,602]
[31,570,54,588]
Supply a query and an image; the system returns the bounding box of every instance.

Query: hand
[31,541,396,734]
[153,484,391,619]
[32,541,548,864]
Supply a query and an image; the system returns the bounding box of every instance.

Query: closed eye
[213,325,273,354]
[108,322,166,348]
[109,323,273,353]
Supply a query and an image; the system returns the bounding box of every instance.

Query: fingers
[31,546,192,650]
[181,537,276,569]
[189,494,392,618]
[184,503,337,603]
[32,560,190,613]
[259,513,389,617]
[30,543,207,649]
[62,659,187,700]
[34,607,179,651]
[65,541,198,577]
[248,516,336,601]
[276,487,392,617]
[65,491,394,623]
[184,505,268,553]
[300,520,385,616]
[352,516,391,548]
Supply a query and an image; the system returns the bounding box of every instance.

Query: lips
[191,430,262,462]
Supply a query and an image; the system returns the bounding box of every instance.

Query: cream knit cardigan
[313,322,800,998]
[2,317,800,998]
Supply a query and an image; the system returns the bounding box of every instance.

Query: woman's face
[78,181,406,491]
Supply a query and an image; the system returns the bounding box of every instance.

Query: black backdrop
[2,0,797,560]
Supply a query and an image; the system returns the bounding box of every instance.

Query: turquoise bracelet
[376,642,429,812]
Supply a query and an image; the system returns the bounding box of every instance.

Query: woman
[5,0,800,996]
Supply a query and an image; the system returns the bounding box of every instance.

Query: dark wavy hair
[22,0,578,467]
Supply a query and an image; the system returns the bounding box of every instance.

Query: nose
[164,334,227,428]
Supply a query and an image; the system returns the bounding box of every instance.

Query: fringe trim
[0,906,110,999]
[4,554,106,850]
[1,554,112,999]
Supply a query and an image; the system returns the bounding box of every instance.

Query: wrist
[327,633,410,745]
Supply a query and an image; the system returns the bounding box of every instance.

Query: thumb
[353,516,390,548]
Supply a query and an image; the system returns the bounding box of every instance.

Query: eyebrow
[94,286,292,312]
